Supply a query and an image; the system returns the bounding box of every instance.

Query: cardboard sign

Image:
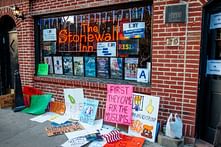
[123,22,145,39]
[104,133,145,147]
[97,42,116,57]
[49,101,65,115]
[137,68,149,83]
[128,93,160,142]
[104,84,133,125]
[206,60,221,75]
[210,12,221,29]
[43,28,57,41]
[80,98,99,125]
[63,88,84,120]
[37,64,48,76]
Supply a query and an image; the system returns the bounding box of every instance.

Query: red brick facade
[152,0,207,138]
[0,0,209,139]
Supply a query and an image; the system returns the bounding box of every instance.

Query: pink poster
[104,84,133,125]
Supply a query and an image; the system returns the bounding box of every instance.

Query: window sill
[33,74,151,93]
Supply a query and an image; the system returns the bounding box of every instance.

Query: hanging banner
[43,28,57,41]
[128,93,160,142]
[210,12,221,29]
[123,22,145,39]
[104,84,133,125]
[206,60,221,75]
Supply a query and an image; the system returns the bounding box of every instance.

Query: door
[0,15,16,95]
[199,8,221,143]
[8,31,18,89]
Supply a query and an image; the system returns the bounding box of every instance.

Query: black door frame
[0,15,16,95]
[197,0,221,143]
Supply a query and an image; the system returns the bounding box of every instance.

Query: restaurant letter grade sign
[104,84,133,125]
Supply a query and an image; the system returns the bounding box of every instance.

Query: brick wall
[33,76,151,118]
[0,0,209,139]
[152,0,207,137]
[30,0,140,16]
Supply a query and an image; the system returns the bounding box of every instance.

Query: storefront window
[36,4,152,83]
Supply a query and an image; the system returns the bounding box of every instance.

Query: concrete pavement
[0,108,66,147]
[0,108,193,147]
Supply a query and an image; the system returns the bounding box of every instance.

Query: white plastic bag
[165,113,176,138]
[165,113,183,139]
[174,113,183,139]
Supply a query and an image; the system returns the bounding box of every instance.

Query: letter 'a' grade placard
[104,84,133,125]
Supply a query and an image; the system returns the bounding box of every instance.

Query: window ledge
[33,75,151,93]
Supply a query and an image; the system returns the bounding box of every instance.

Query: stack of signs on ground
[128,93,160,142]
[104,84,133,125]
[63,88,84,120]
[80,98,99,125]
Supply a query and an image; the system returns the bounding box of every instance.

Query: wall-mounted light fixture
[12,5,25,20]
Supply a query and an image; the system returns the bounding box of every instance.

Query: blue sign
[123,22,145,39]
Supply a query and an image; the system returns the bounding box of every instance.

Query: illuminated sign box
[165,4,187,23]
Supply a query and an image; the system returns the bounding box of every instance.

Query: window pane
[37,4,152,83]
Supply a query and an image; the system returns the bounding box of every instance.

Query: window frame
[34,1,152,85]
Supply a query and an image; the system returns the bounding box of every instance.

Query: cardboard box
[0,92,15,108]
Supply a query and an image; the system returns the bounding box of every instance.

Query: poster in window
[73,57,84,76]
[84,56,96,77]
[97,57,110,78]
[137,68,149,83]
[123,22,145,39]
[43,42,56,55]
[43,28,57,41]
[118,9,130,40]
[118,39,139,57]
[63,56,73,75]
[97,42,116,57]
[210,12,221,29]
[44,56,54,74]
[53,56,63,75]
[110,58,123,79]
[125,58,138,81]
[79,98,99,125]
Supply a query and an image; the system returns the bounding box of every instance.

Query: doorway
[0,15,17,95]
[198,0,221,144]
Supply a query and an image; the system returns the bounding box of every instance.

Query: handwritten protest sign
[104,84,133,125]
[129,93,160,142]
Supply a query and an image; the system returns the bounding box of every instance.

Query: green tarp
[22,94,52,115]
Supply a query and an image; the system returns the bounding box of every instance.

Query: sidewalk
[0,108,192,147]
[0,109,66,147]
